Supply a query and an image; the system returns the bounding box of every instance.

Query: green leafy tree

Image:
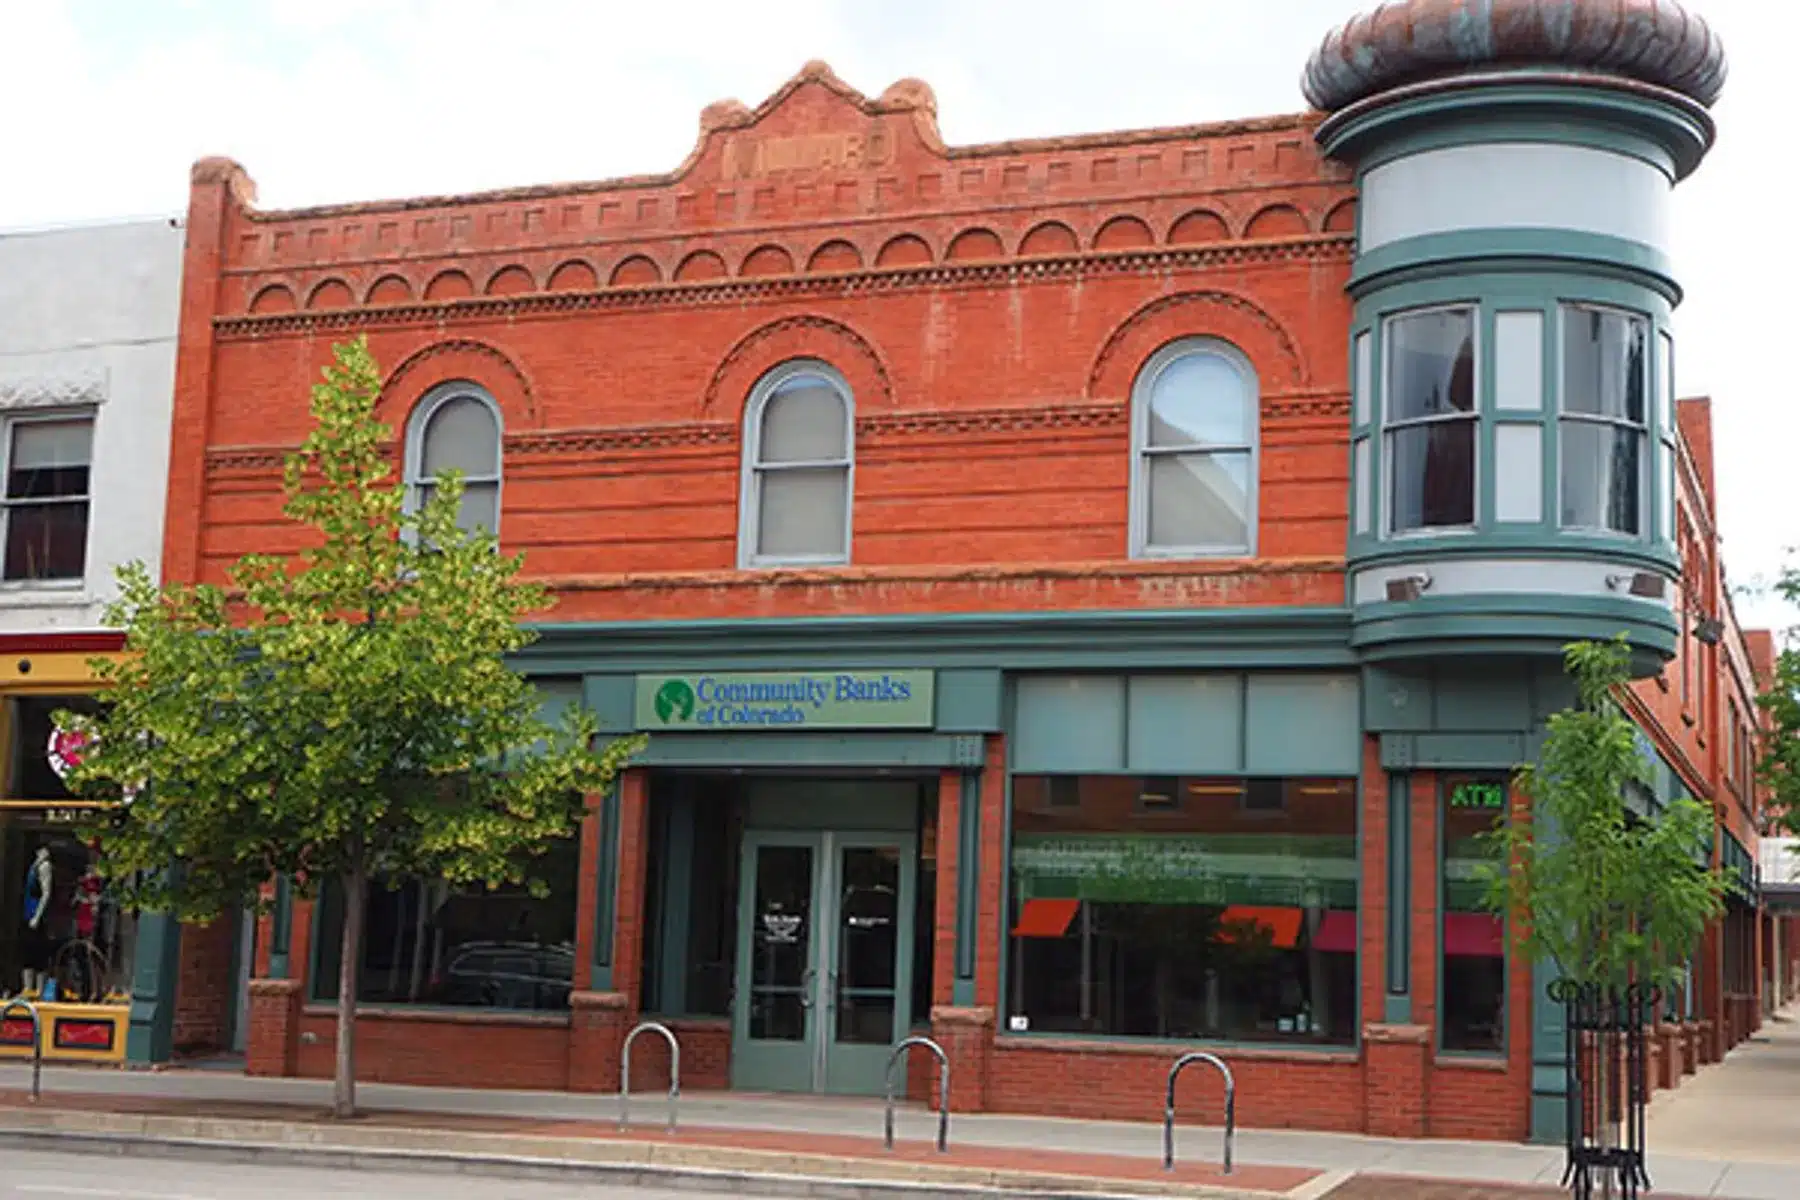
[1756,564,1800,831]
[57,338,640,1118]
[1482,638,1724,1188]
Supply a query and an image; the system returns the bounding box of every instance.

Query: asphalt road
[0,1147,745,1200]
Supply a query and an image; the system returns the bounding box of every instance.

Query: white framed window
[405,383,502,536]
[1,413,94,583]
[739,360,853,566]
[1559,304,1648,535]
[1128,338,1258,557]
[1384,306,1477,535]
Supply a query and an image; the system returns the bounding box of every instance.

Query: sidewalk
[1,1058,1795,1199]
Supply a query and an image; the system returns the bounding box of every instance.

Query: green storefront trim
[1352,231,1677,300]
[1012,832,1358,909]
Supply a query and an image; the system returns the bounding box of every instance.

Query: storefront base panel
[987,1039,1365,1132]
[620,1018,731,1092]
[1,1001,129,1063]
[1428,1060,1530,1142]
[294,1009,571,1090]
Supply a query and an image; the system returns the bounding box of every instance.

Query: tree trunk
[333,856,367,1120]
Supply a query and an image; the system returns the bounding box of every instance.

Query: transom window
[1385,307,1476,534]
[740,361,853,566]
[1560,305,1648,535]
[406,384,502,536]
[2,414,93,583]
[1129,339,1258,557]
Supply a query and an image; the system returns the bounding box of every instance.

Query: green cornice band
[1350,230,1679,302]
[1352,594,1679,665]
[1348,536,1681,579]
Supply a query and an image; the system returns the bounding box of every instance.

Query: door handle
[800,967,816,1009]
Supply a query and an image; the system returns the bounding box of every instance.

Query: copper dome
[1302,0,1727,112]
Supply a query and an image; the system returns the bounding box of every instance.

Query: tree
[1756,562,1800,832]
[57,337,641,1118]
[1482,638,1725,1196]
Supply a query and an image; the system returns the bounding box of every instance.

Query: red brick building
[155,0,1763,1143]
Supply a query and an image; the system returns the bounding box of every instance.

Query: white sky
[3,1,1789,629]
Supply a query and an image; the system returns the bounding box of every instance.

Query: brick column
[930,1005,993,1113]
[1363,1023,1430,1138]
[245,979,301,1077]
[1681,1021,1700,1075]
[569,990,631,1092]
[1698,1018,1718,1064]
[1655,1024,1681,1090]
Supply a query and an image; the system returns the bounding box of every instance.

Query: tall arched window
[740,361,853,566]
[1129,339,1259,557]
[406,382,502,535]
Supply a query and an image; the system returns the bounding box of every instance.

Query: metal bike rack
[1164,1051,1235,1175]
[619,1020,680,1133]
[1,998,42,1103]
[883,1035,950,1154]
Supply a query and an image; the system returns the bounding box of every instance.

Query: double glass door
[731,830,916,1095]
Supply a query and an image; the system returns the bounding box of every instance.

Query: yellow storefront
[0,645,131,1063]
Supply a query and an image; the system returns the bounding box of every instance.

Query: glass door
[730,830,916,1095]
[730,832,822,1093]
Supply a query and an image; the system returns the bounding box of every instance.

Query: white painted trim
[1353,557,1677,609]
[1126,337,1260,559]
[737,359,855,569]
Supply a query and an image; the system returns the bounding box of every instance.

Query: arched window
[406,383,502,536]
[740,361,853,566]
[1129,339,1259,556]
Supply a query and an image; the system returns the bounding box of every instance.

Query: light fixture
[1384,572,1432,603]
[1606,571,1667,599]
[1692,616,1725,645]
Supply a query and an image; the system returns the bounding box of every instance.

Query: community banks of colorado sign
[634,671,934,731]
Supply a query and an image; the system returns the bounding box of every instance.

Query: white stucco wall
[0,217,184,633]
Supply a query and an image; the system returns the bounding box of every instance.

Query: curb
[0,1112,1297,1200]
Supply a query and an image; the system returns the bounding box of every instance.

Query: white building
[0,217,183,635]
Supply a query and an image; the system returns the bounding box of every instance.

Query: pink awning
[1444,912,1504,957]
[1311,910,1357,954]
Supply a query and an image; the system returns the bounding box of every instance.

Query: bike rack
[1164,1051,1235,1175]
[1,998,43,1103]
[619,1020,680,1134]
[883,1035,950,1154]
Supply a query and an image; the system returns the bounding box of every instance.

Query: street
[0,1148,743,1200]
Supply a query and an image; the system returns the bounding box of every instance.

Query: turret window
[1559,305,1648,535]
[1384,307,1477,534]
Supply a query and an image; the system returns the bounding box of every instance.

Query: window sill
[302,1003,570,1027]
[0,583,91,608]
[1434,1051,1510,1071]
[994,1032,1358,1063]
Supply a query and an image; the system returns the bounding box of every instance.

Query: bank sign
[634,671,934,731]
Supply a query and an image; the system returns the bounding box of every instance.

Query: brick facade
[159,58,1764,1138]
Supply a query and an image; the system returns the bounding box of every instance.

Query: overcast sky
[5,1,1789,630]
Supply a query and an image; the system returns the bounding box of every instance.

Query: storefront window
[312,834,580,1011]
[1006,775,1357,1044]
[1441,774,1507,1053]
[3,694,136,1004]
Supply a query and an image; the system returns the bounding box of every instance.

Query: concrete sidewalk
[1,1059,1795,1198]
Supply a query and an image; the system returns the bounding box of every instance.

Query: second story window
[1560,305,1648,535]
[1129,338,1258,557]
[2,414,93,583]
[406,384,501,536]
[1385,307,1476,534]
[740,361,853,566]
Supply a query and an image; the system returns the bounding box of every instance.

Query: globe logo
[653,679,697,723]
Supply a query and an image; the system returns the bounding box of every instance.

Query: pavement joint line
[0,1122,1294,1200]
[1283,1169,1354,1199]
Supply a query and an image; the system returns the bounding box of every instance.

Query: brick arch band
[1086,290,1307,399]
[380,338,538,427]
[702,315,894,418]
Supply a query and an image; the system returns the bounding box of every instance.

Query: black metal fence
[1552,980,1661,1200]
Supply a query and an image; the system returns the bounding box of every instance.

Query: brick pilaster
[1363,1023,1430,1137]
[244,978,301,1077]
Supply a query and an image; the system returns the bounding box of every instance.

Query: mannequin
[21,847,53,996]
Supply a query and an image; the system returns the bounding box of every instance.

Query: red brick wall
[173,916,239,1056]
[295,1009,569,1088]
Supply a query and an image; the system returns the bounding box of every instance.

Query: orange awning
[1219,905,1303,949]
[1013,898,1080,938]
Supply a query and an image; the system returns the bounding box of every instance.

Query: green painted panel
[1244,674,1360,775]
[742,780,920,832]
[1382,733,1527,770]
[1386,772,1411,1016]
[936,669,1003,732]
[954,770,980,1002]
[1013,676,1125,772]
[635,670,933,731]
[1362,666,1434,733]
[1351,230,1677,299]
[621,731,977,771]
[583,673,635,735]
[1127,675,1242,774]
[1433,668,1533,730]
[125,912,181,1064]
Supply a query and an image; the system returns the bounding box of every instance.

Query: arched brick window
[405,382,503,536]
[1129,338,1259,557]
[739,361,853,567]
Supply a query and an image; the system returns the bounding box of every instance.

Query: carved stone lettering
[722,128,894,180]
